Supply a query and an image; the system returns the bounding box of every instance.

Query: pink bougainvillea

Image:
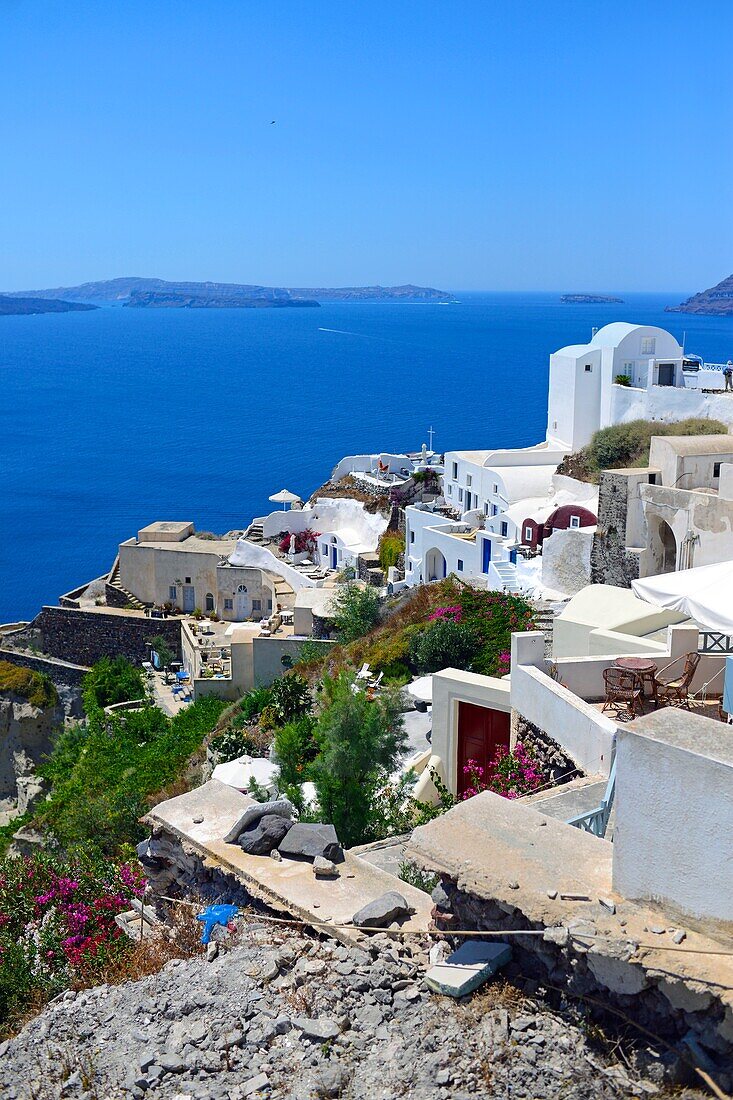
[278,528,320,555]
[461,742,545,801]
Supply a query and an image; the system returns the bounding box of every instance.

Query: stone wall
[18,606,182,667]
[511,711,578,783]
[0,692,63,807]
[590,471,641,588]
[432,878,732,1066]
[357,553,385,587]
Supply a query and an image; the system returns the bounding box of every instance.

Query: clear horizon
[1,2,731,292]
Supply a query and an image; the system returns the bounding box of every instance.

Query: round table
[613,656,657,696]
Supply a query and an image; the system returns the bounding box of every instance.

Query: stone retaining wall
[18,606,182,667]
[511,711,578,782]
[433,879,731,1067]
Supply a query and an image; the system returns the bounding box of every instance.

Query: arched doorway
[425,547,447,582]
[235,584,249,619]
[659,519,677,572]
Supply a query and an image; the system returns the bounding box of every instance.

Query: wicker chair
[602,667,644,720]
[653,651,701,709]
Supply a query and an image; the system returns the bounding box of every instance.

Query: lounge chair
[356,663,371,681]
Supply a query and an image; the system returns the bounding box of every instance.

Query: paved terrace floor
[146,781,433,947]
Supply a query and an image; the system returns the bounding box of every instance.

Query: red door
[457,702,510,796]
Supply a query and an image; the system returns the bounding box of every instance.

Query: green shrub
[268,674,312,725]
[409,619,480,674]
[238,686,273,722]
[0,661,57,709]
[378,531,405,572]
[614,374,632,387]
[584,417,728,475]
[36,696,226,855]
[398,860,439,894]
[330,582,382,643]
[83,657,145,710]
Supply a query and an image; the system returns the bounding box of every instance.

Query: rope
[156,896,733,961]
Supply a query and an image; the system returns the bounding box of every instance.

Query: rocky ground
[0,914,708,1100]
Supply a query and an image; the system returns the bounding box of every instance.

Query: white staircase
[492,560,521,593]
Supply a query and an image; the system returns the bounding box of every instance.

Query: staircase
[106,556,146,610]
[533,604,557,658]
[245,520,265,544]
[492,560,521,594]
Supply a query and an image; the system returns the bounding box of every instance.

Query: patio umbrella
[269,488,301,510]
[632,560,733,634]
[212,755,279,793]
[407,675,433,703]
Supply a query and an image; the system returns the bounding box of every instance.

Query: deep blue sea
[2,292,733,622]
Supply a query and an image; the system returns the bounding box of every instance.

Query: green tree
[268,673,312,724]
[330,582,381,643]
[147,634,175,669]
[273,715,318,787]
[310,673,407,846]
[409,619,479,674]
[83,657,145,710]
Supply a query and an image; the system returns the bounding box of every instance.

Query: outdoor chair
[602,667,644,720]
[653,651,701,709]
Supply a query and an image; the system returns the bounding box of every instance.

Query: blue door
[509,548,517,565]
[331,545,338,569]
[482,539,491,574]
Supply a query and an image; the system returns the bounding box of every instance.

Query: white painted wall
[611,380,733,431]
[613,712,733,931]
[509,645,616,777]
[228,541,315,591]
[541,528,593,598]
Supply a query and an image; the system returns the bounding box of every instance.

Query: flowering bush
[461,742,545,801]
[428,605,463,624]
[0,852,145,1031]
[278,529,320,555]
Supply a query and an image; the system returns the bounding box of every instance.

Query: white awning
[632,561,733,634]
[407,675,433,703]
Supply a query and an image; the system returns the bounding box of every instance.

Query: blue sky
[1,1,731,292]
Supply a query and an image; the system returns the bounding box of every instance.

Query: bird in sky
[270,120,276,125]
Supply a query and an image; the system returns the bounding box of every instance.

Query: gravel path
[0,916,703,1100]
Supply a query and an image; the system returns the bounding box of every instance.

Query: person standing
[725,361,733,392]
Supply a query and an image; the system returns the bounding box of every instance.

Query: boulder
[312,856,339,878]
[352,891,412,929]
[239,814,292,855]
[223,797,294,844]
[277,822,343,863]
[292,1016,340,1042]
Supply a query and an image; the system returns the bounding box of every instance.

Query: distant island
[666,274,733,315]
[0,295,98,316]
[124,290,320,310]
[560,294,624,304]
[5,277,454,306]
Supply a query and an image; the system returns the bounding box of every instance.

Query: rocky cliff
[667,274,733,315]
[0,295,98,315]
[0,663,61,820]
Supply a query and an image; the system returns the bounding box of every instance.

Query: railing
[699,631,733,654]
[566,757,616,839]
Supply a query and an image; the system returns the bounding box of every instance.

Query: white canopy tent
[211,754,279,795]
[632,561,733,635]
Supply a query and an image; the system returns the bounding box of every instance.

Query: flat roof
[136,536,238,554]
[623,709,733,768]
[654,435,733,456]
[138,521,193,535]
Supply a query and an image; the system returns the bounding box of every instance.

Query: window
[322,543,328,555]
[458,488,464,503]
[491,504,498,516]
[569,515,581,529]
[447,484,452,496]
[641,337,656,355]
[524,525,533,542]
[237,584,247,592]
[224,598,233,611]
[648,473,657,485]
[714,462,722,478]
[483,502,488,515]
[500,521,508,537]
[410,531,415,544]
[252,599,261,612]
[452,462,458,480]
[457,559,464,572]
[205,593,215,612]
[168,585,177,600]
[584,363,592,373]
[408,562,412,571]
[466,474,472,487]
[185,576,191,584]
[267,599,273,610]
[492,483,498,494]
